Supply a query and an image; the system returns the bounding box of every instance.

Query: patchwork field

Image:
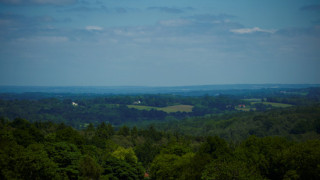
[127,104,193,113]
[236,99,293,111]
[251,102,293,108]
[235,106,254,112]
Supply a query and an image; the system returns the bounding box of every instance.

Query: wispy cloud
[61,5,108,13]
[147,6,193,14]
[185,14,236,23]
[158,19,191,27]
[230,27,276,34]
[0,13,59,30]
[0,12,72,41]
[61,5,131,14]
[154,14,242,36]
[15,36,69,43]
[0,13,70,29]
[85,25,103,31]
[276,26,320,37]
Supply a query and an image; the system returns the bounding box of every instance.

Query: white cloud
[158,19,191,27]
[15,36,69,43]
[230,27,276,34]
[85,26,103,31]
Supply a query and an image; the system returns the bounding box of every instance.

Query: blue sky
[0,0,319,86]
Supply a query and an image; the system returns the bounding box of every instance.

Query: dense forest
[1,87,320,179]
[0,118,319,179]
[0,94,244,128]
[0,87,319,129]
[153,105,320,141]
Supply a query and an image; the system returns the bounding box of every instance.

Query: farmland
[251,102,293,108]
[127,104,193,113]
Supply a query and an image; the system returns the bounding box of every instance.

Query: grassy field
[127,104,193,113]
[243,99,293,108]
[236,99,293,111]
[243,98,262,102]
[235,106,254,112]
[251,102,293,108]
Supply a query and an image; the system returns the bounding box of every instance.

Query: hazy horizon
[1,0,320,86]
[1,83,320,87]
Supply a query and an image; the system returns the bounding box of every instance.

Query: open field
[127,104,193,113]
[243,99,293,108]
[243,98,262,102]
[251,102,293,108]
[235,106,254,112]
[237,99,293,111]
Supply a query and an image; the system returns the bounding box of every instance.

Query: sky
[0,0,320,86]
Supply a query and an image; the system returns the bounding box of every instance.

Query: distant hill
[1,84,319,95]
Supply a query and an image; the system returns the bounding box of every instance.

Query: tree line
[0,94,245,128]
[1,117,320,179]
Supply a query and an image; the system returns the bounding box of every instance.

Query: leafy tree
[185,136,232,179]
[112,146,138,164]
[45,142,82,179]
[150,152,195,180]
[150,153,180,180]
[0,129,24,179]
[199,136,231,159]
[134,140,161,167]
[172,152,195,180]
[15,143,59,180]
[118,125,130,137]
[102,156,144,180]
[96,122,114,139]
[236,136,292,179]
[131,126,138,138]
[10,118,44,147]
[280,140,320,180]
[201,159,263,180]
[78,155,102,180]
[84,123,95,141]
[55,126,85,147]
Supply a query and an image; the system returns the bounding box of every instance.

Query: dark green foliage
[10,118,44,147]
[1,90,320,180]
[118,125,130,136]
[153,105,320,141]
[134,140,161,168]
[236,136,290,179]
[315,118,320,133]
[45,142,81,179]
[102,156,144,180]
[186,136,232,179]
[149,135,320,180]
[78,155,102,180]
[55,126,85,147]
[0,120,149,179]
[199,136,231,159]
[1,119,320,180]
[201,159,263,180]
[280,140,320,180]
[253,102,271,111]
[0,93,245,128]
[150,151,195,180]
[90,122,115,149]
[130,126,138,138]
[16,144,59,180]
[0,129,24,179]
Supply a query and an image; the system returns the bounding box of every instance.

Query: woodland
[0,87,320,179]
